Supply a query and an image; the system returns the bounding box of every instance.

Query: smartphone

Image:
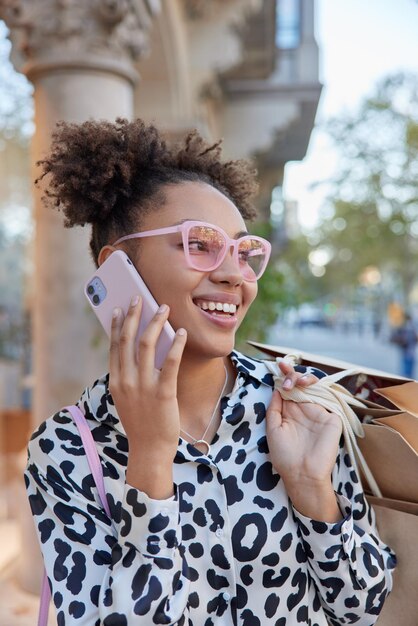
[84,250,175,369]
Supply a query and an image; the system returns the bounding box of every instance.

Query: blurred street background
[0,0,418,623]
[270,322,404,375]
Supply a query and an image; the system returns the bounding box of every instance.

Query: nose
[209,246,243,286]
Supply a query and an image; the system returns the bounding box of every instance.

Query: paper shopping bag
[358,418,418,503]
[367,499,418,626]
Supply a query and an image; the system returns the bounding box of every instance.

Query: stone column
[0,0,158,593]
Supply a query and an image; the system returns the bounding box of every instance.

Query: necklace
[180,364,228,456]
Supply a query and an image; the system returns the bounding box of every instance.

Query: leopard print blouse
[25,351,396,625]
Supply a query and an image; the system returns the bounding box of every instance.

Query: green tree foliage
[236,223,289,347]
[235,220,326,348]
[312,73,418,305]
[275,233,323,304]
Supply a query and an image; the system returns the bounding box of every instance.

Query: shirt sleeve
[291,437,396,626]
[25,411,191,625]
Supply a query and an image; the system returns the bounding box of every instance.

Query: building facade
[0,0,321,590]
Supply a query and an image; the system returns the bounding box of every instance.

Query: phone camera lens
[87,284,95,295]
[92,294,100,305]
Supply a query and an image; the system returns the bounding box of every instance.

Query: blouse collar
[78,350,274,434]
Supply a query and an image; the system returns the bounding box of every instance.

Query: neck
[177,352,234,433]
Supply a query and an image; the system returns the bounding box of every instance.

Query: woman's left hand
[266,390,342,487]
[266,364,343,522]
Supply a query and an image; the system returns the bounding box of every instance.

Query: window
[276,0,301,49]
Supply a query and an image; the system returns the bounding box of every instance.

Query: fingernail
[283,378,292,389]
[157,304,168,314]
[177,328,186,336]
[112,307,121,318]
[130,295,140,307]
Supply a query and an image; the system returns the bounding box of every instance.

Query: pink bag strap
[38,571,51,626]
[37,404,111,626]
[65,405,111,517]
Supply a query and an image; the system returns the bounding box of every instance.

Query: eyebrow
[173,218,250,239]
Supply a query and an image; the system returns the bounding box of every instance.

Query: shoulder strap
[38,404,110,626]
[64,404,111,516]
[37,572,51,626]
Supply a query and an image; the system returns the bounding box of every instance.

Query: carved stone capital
[0,0,160,83]
[183,0,260,20]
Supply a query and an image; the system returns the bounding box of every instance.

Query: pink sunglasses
[113,220,271,281]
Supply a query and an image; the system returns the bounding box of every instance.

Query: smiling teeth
[198,301,237,314]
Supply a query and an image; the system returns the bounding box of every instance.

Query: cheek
[147,270,198,311]
[243,282,258,309]
[151,278,179,307]
[136,249,189,303]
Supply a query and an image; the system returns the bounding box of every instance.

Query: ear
[97,245,117,267]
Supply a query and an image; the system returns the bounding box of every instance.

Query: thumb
[266,389,283,428]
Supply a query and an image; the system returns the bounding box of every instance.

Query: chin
[187,333,236,359]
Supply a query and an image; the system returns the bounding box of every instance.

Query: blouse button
[215,527,223,538]
[222,592,231,602]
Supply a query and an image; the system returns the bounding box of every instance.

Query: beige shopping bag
[367,499,418,626]
[358,417,418,502]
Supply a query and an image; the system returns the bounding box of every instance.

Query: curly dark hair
[35,118,259,265]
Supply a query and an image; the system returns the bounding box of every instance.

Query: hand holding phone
[88,251,187,497]
[85,250,175,369]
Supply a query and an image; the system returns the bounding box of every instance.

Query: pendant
[192,439,211,456]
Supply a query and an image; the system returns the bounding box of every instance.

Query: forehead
[140,182,247,234]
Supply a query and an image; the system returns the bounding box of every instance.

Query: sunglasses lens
[186,225,268,279]
[238,239,268,280]
[187,225,225,269]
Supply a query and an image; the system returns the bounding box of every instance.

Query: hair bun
[36,118,167,227]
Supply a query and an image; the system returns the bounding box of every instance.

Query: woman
[26,118,395,625]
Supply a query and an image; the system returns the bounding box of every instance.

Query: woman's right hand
[108,296,187,498]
